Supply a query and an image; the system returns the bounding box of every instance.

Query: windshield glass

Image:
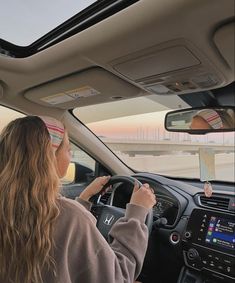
[73,96,234,182]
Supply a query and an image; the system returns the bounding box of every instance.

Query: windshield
[73,96,234,182]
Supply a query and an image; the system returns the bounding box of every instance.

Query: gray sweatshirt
[42,196,149,283]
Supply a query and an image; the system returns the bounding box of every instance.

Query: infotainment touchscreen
[205,216,235,250]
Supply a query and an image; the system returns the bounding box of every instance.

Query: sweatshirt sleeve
[77,203,149,283]
[75,197,92,211]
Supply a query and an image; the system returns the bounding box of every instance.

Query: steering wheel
[91,175,153,240]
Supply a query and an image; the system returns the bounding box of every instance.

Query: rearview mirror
[165,107,235,134]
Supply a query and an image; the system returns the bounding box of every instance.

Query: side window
[0,105,25,131]
[70,143,96,172]
[61,143,96,185]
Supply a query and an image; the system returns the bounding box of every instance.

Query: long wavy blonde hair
[0,116,61,283]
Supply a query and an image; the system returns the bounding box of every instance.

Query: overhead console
[111,39,228,95]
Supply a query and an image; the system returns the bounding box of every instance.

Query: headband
[195,109,223,129]
[39,116,65,149]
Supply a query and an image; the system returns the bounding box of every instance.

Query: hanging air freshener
[199,148,215,198]
[203,181,213,198]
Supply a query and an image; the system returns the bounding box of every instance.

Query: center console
[182,208,235,282]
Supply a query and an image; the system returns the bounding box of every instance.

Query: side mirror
[165,107,235,134]
[61,162,76,184]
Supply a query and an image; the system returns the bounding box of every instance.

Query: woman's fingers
[130,182,156,209]
[99,175,111,186]
[133,180,140,193]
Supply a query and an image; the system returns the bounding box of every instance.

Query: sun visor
[213,22,235,73]
[24,68,143,109]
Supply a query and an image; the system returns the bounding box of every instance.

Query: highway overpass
[103,139,234,156]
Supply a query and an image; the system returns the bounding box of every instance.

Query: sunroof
[0,0,139,57]
[0,0,97,46]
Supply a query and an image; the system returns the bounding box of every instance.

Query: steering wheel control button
[170,232,180,245]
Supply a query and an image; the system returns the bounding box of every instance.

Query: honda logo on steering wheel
[104,214,115,225]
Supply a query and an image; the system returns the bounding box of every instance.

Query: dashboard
[182,208,235,282]
[153,196,176,218]
[65,172,235,283]
[103,173,235,283]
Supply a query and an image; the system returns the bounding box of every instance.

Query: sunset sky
[87,111,167,138]
[1,105,234,145]
[87,112,234,144]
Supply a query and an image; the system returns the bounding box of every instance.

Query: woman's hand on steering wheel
[79,176,111,202]
[87,175,154,238]
[130,182,156,210]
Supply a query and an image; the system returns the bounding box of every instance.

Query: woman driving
[0,116,156,283]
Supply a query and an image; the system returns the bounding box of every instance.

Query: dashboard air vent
[199,195,230,211]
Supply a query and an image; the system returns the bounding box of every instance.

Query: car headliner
[0,0,234,175]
